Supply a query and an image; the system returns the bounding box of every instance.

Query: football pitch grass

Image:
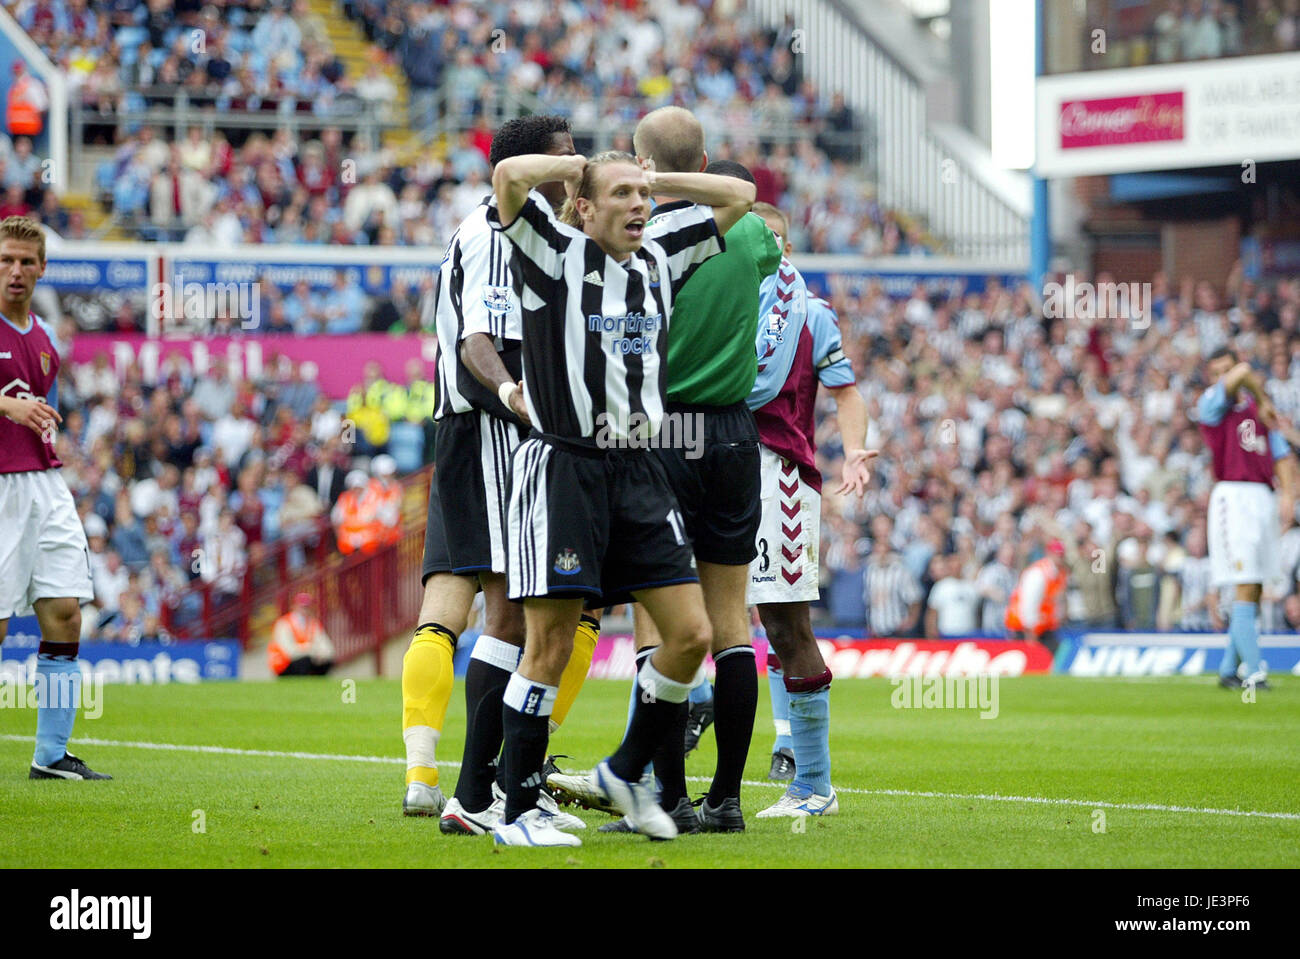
[2,675,1297,868]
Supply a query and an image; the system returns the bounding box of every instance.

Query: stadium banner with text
[163,257,437,298]
[1058,631,1300,677]
[1036,53,1300,177]
[41,253,152,292]
[42,243,1023,324]
[0,617,240,684]
[578,634,1053,680]
[70,332,436,399]
[797,257,1024,302]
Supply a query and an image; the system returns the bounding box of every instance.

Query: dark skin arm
[460,334,530,424]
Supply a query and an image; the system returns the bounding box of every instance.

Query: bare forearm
[651,171,754,233]
[1277,455,1300,497]
[829,383,868,453]
[493,154,583,223]
[1224,362,1265,402]
[460,334,514,394]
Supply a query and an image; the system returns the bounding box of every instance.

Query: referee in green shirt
[623,107,780,833]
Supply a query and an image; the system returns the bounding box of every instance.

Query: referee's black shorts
[506,434,697,606]
[653,400,761,566]
[435,408,524,576]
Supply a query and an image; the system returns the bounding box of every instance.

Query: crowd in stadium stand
[91,121,922,257]
[0,129,73,236]
[6,0,925,255]
[11,0,369,124]
[46,260,1300,643]
[1068,0,1300,70]
[48,321,435,641]
[812,266,1300,638]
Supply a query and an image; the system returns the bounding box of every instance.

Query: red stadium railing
[161,467,433,675]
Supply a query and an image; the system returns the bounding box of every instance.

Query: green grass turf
[2,675,1297,868]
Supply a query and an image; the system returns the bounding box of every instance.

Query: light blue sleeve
[1271,429,1290,460]
[747,269,808,411]
[1196,382,1229,425]
[808,298,854,388]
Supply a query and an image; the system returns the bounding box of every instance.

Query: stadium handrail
[413,83,876,165]
[747,0,1030,262]
[70,91,397,149]
[160,465,433,674]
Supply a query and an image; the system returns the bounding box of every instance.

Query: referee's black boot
[695,795,745,832]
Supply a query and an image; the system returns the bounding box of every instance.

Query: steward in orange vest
[7,65,46,136]
[332,469,381,555]
[269,593,336,676]
[1005,540,1070,653]
[368,454,402,547]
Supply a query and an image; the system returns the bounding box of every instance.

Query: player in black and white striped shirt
[401,117,596,837]
[487,149,755,846]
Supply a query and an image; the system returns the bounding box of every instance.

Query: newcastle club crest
[553,548,582,575]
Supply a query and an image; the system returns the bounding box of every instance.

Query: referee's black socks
[707,645,757,805]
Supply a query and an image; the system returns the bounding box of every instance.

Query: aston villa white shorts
[746,445,821,605]
[1207,481,1283,587]
[0,469,94,620]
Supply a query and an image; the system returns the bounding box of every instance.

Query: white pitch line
[0,734,453,768]
[5,735,1297,822]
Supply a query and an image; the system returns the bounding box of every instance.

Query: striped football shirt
[433,194,538,422]
[487,194,722,442]
[863,554,922,637]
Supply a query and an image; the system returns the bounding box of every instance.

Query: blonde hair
[751,201,788,239]
[558,151,639,228]
[0,215,45,263]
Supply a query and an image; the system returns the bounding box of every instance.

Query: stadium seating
[814,267,1300,637]
[57,339,433,641]
[13,0,933,253]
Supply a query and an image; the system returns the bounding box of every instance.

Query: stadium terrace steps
[59,192,124,240]
[314,0,411,141]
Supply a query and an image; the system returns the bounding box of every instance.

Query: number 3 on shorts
[666,508,686,545]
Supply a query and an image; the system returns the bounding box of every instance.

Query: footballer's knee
[418,573,474,636]
[666,614,712,663]
[481,596,518,636]
[34,598,81,644]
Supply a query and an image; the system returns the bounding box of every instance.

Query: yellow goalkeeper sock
[402,622,456,787]
[550,614,600,732]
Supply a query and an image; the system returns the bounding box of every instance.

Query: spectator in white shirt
[926,554,982,638]
[201,507,248,602]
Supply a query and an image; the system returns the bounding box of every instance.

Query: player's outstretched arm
[825,382,877,496]
[1275,452,1299,526]
[492,153,588,225]
[647,169,755,235]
